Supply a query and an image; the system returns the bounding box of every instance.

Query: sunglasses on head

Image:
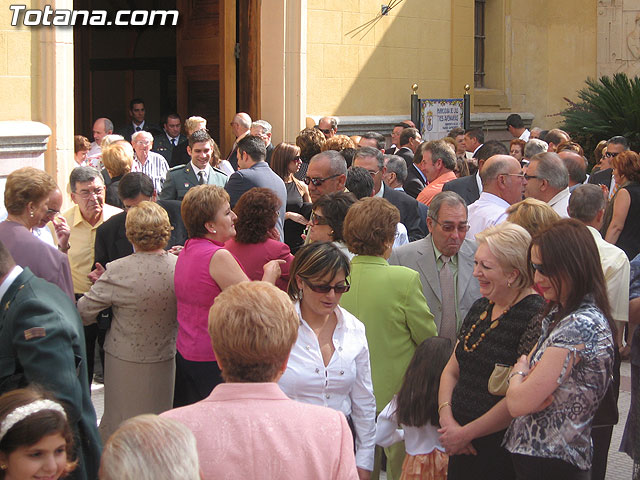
[303,279,350,294]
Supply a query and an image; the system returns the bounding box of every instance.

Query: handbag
[488,363,512,396]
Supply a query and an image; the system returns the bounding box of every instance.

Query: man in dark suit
[442,140,508,205]
[0,242,101,480]
[385,121,414,154]
[153,113,187,167]
[160,129,228,201]
[93,172,187,275]
[353,147,425,241]
[226,112,252,170]
[225,135,288,241]
[117,98,159,141]
[395,127,422,171]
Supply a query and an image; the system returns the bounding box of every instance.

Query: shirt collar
[431,237,458,266]
[375,181,385,198]
[190,161,209,176]
[0,265,23,303]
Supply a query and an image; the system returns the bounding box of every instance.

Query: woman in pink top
[173,185,283,407]
[225,188,293,291]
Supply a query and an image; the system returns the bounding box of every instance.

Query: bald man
[467,155,525,240]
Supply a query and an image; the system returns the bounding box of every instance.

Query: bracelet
[507,370,527,385]
[438,401,451,414]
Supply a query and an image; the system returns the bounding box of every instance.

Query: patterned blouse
[503,297,614,470]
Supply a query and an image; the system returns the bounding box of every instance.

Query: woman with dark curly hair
[77,201,178,441]
[340,196,437,479]
[225,188,294,291]
[295,127,326,181]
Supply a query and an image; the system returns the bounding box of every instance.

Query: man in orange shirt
[416,140,458,206]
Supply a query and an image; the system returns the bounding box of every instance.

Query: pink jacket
[162,382,358,479]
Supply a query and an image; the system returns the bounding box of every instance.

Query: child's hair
[0,387,76,478]
[395,336,453,428]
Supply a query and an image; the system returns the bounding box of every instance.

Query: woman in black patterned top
[438,222,545,480]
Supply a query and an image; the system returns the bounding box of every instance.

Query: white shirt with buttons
[278,301,377,471]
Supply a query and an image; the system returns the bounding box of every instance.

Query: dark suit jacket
[382,184,425,241]
[94,200,187,267]
[442,173,480,206]
[403,163,426,199]
[117,122,160,142]
[160,162,229,201]
[0,268,102,480]
[265,143,274,165]
[395,147,415,171]
[153,132,187,167]
[588,168,613,189]
[225,162,287,241]
[170,142,190,168]
[385,145,398,155]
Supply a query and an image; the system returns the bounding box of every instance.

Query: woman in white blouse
[279,242,376,480]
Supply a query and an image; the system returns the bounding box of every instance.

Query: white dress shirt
[588,226,630,323]
[279,301,376,471]
[467,191,510,240]
[376,396,445,455]
[519,129,531,142]
[548,187,570,218]
[133,152,169,193]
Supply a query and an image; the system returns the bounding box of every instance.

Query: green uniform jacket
[0,268,101,480]
[159,162,228,201]
[340,255,436,411]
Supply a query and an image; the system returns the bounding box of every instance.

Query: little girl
[376,337,453,480]
[0,387,76,480]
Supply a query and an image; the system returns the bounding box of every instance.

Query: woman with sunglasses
[279,242,376,480]
[307,191,358,259]
[504,219,616,479]
[270,142,312,253]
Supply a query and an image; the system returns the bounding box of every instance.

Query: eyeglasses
[605,151,620,158]
[530,262,548,276]
[500,173,525,179]
[432,218,470,232]
[45,208,60,216]
[75,187,104,199]
[304,174,340,186]
[303,279,350,294]
[310,212,329,225]
[317,127,332,135]
[366,169,380,177]
[135,140,151,146]
[293,156,302,162]
[523,174,540,181]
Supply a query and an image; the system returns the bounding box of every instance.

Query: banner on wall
[419,98,464,141]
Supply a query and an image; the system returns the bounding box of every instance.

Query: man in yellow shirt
[63,166,121,384]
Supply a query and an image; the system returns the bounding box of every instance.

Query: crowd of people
[0,106,638,480]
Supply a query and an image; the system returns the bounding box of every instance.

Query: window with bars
[474,0,486,88]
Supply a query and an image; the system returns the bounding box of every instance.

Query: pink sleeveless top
[174,237,229,362]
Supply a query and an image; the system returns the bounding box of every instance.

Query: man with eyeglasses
[467,155,525,240]
[389,191,480,344]
[317,116,338,139]
[132,130,170,194]
[305,150,348,203]
[63,166,122,385]
[250,120,275,165]
[589,135,629,200]
[353,147,425,241]
[523,152,570,217]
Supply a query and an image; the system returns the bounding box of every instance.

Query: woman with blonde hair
[77,201,179,440]
[438,222,544,480]
[270,142,312,253]
[102,141,134,208]
[506,198,561,237]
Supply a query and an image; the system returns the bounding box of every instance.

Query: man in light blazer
[389,191,480,343]
[160,129,228,201]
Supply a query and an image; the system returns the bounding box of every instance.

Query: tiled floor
[91,361,636,478]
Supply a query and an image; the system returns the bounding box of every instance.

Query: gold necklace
[463,293,520,352]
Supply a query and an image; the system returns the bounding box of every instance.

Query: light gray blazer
[388,235,480,333]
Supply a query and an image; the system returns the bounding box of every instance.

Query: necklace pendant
[490,320,500,329]
[479,310,488,321]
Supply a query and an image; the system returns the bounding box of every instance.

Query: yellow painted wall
[0,0,37,121]
[306,0,597,129]
[306,0,457,116]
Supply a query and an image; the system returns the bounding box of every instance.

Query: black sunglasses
[304,279,350,294]
[530,262,548,276]
[304,174,340,186]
